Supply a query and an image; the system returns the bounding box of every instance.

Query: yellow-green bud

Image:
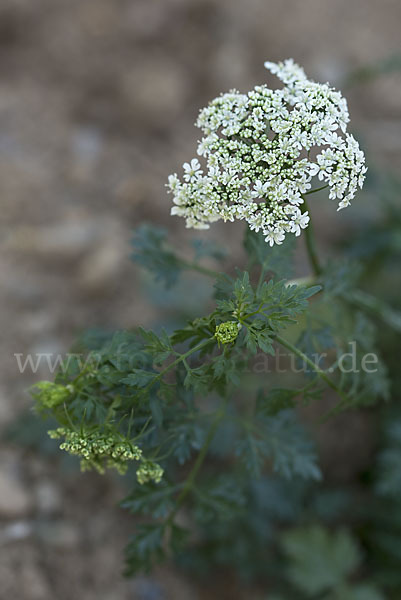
[215,321,241,345]
[32,381,73,410]
[136,461,164,485]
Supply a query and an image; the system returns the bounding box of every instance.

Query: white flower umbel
[167,58,367,245]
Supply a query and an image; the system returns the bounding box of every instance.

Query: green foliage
[191,238,227,262]
[131,224,182,288]
[236,409,321,480]
[28,204,397,595]
[124,523,166,574]
[131,224,225,288]
[281,525,384,600]
[255,384,323,416]
[376,417,401,498]
[121,481,178,519]
[138,327,173,364]
[194,475,246,523]
[364,496,401,590]
[282,525,360,594]
[321,259,362,298]
[296,326,335,374]
[244,228,296,279]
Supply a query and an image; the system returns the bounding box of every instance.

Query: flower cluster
[215,321,241,345]
[48,427,143,475]
[167,59,367,245]
[136,460,164,485]
[32,381,73,411]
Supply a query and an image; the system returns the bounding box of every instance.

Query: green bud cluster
[48,427,142,475]
[32,381,73,410]
[136,460,164,485]
[215,321,241,345]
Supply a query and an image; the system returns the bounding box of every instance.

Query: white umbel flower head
[167,59,367,245]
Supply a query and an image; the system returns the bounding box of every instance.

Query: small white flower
[197,142,207,157]
[167,174,180,193]
[183,158,202,181]
[337,196,352,211]
[170,205,185,216]
[264,227,286,246]
[325,132,346,149]
[264,58,307,85]
[252,180,270,198]
[290,212,310,236]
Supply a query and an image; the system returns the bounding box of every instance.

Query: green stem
[275,334,349,418]
[285,279,401,335]
[302,197,322,276]
[166,402,226,525]
[144,337,214,394]
[303,184,329,196]
[241,302,264,320]
[257,266,266,290]
[179,186,329,281]
[180,259,221,279]
[347,290,401,334]
[71,366,91,386]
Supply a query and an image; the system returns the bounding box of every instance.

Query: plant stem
[275,334,349,417]
[166,402,226,525]
[179,186,330,281]
[257,266,266,289]
[180,259,221,279]
[303,184,329,196]
[144,337,214,394]
[302,197,323,276]
[347,289,401,334]
[285,279,401,335]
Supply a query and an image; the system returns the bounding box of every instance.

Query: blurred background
[1,0,401,598]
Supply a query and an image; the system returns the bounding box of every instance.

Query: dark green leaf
[244,229,296,279]
[131,224,182,288]
[281,525,361,595]
[124,523,165,575]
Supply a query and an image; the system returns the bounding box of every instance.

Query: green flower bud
[32,381,73,411]
[136,461,164,485]
[215,321,241,345]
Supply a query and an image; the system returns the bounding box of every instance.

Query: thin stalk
[166,403,226,525]
[303,184,329,196]
[257,266,266,290]
[180,259,221,279]
[179,186,329,281]
[285,279,401,334]
[143,337,214,394]
[275,334,349,419]
[347,289,401,334]
[302,197,322,276]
